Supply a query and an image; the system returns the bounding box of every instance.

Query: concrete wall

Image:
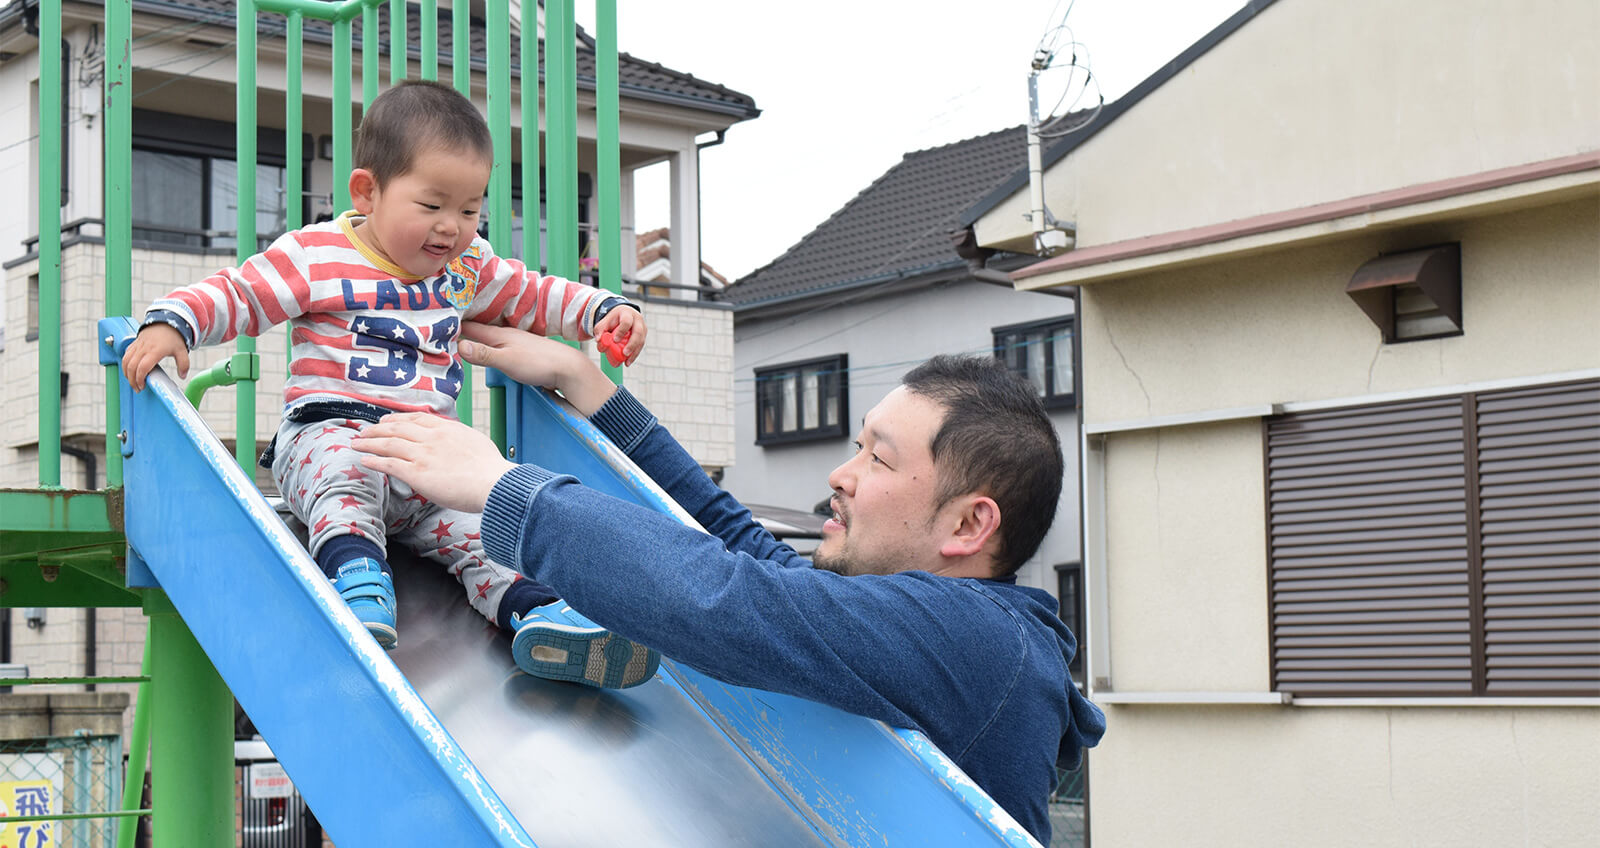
[724,280,1080,596]
[980,0,1600,251]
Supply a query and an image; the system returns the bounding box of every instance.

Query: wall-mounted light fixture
[24,608,46,629]
[1346,243,1462,343]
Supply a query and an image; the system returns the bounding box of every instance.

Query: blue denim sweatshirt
[480,388,1106,844]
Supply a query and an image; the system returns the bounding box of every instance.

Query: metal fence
[0,735,124,848]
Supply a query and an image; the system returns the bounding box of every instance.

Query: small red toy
[596,329,629,367]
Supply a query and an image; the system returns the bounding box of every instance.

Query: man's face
[815,386,947,577]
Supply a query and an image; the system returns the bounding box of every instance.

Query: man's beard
[812,545,898,577]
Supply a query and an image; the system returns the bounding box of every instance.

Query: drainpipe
[60,441,98,691]
[693,129,726,296]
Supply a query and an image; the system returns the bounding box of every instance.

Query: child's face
[351,146,491,279]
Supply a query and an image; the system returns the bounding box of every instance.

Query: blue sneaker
[333,558,397,649]
[511,603,660,689]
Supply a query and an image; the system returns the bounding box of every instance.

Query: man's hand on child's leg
[120,323,190,392]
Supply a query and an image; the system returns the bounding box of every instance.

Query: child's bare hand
[595,307,647,365]
[120,323,190,392]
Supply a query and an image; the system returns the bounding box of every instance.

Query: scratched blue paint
[501,379,1045,847]
[103,317,538,848]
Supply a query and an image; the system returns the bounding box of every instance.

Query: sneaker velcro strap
[334,570,392,591]
[339,584,393,604]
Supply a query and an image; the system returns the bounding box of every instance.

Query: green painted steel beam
[547,0,578,282]
[452,0,468,94]
[0,558,138,607]
[333,15,353,210]
[117,632,153,848]
[0,489,118,533]
[389,0,406,82]
[362,2,378,108]
[37,0,62,486]
[420,0,437,80]
[147,591,234,847]
[255,0,347,19]
[286,11,303,366]
[105,0,132,488]
[596,0,622,385]
[235,0,259,474]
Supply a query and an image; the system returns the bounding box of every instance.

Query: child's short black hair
[354,80,492,185]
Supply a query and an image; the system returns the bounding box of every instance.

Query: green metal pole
[362,1,378,108]
[389,0,406,82]
[286,11,302,367]
[104,0,132,488]
[115,629,154,848]
[547,0,577,283]
[235,0,258,473]
[519,0,540,270]
[147,593,232,847]
[333,15,353,211]
[37,0,61,487]
[420,0,437,81]
[596,0,622,385]
[451,0,468,95]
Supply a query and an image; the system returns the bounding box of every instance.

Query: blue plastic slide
[101,317,1042,847]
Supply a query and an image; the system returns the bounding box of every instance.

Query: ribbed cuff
[589,387,656,453]
[481,463,562,569]
[141,309,196,348]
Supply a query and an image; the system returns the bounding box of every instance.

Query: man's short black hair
[354,80,492,185]
[902,354,1064,577]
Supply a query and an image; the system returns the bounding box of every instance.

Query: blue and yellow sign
[0,779,55,847]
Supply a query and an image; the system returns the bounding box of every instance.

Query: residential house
[0,0,754,709]
[718,124,1086,643]
[961,0,1599,844]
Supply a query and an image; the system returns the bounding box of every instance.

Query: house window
[1055,562,1086,681]
[131,109,304,252]
[994,316,1075,409]
[1264,379,1599,698]
[755,355,848,445]
[132,149,288,251]
[25,274,39,341]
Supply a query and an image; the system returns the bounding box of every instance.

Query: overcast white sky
[576,0,1250,281]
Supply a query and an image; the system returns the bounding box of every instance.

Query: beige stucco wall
[1082,192,1598,848]
[1102,419,1271,691]
[982,0,1600,251]
[1080,196,1600,427]
[1093,704,1599,847]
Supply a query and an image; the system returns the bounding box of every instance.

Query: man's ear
[348,168,380,214]
[938,495,1001,562]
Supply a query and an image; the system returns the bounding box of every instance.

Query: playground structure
[2,1,1045,845]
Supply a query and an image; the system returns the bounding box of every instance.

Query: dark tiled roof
[722,126,1028,308]
[15,0,757,118]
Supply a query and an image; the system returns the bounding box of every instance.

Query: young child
[120,80,659,690]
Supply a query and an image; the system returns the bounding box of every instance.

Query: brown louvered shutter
[1266,397,1473,696]
[1474,380,1600,696]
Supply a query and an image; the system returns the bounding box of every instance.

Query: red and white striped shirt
[146,213,617,418]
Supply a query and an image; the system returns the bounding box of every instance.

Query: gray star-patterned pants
[271,416,528,626]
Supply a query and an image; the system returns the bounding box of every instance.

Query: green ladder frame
[3,0,627,843]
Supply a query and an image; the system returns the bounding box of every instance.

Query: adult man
[354,325,1105,844]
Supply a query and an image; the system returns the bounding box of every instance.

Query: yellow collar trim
[338,210,419,280]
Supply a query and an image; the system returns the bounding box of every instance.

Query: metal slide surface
[104,317,1040,847]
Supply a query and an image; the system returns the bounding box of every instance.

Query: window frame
[130,109,307,252]
[993,315,1077,410]
[754,354,849,446]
